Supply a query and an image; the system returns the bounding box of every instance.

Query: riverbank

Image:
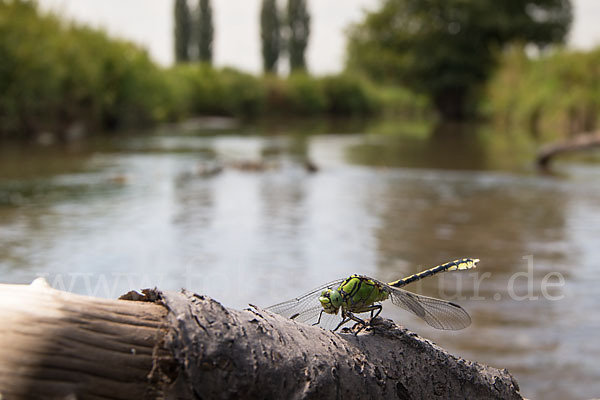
[0,1,427,141]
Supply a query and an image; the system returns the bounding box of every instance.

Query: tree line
[174,0,310,73]
[175,0,573,121]
[346,0,573,120]
[1,0,587,140]
[2,0,417,140]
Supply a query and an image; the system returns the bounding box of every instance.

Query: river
[1,118,599,399]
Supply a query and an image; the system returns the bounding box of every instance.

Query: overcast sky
[38,0,600,75]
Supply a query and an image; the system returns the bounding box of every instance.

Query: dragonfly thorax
[319,275,390,315]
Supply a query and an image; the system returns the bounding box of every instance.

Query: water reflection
[348,121,536,171]
[0,121,599,399]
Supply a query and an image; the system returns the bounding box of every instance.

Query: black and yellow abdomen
[388,258,479,288]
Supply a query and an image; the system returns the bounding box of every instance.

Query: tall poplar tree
[287,0,310,72]
[261,0,281,73]
[197,0,214,63]
[174,0,192,63]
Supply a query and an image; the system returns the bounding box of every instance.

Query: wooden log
[536,132,600,170]
[0,280,523,399]
[0,279,174,400]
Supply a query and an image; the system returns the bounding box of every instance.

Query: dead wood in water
[537,132,600,170]
[0,280,522,399]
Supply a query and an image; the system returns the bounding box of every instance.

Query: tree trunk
[0,279,523,399]
[433,89,468,121]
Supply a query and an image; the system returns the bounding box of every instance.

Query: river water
[1,120,599,399]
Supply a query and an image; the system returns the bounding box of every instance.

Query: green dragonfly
[266,258,479,332]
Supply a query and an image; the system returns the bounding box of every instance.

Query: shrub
[0,0,175,137]
[486,46,600,140]
[320,74,376,115]
[220,68,266,117]
[285,72,327,115]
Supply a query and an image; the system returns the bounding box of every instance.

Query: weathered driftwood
[0,279,175,399]
[537,132,600,169]
[0,280,522,399]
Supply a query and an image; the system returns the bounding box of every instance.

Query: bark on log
[0,280,523,399]
[536,132,600,170]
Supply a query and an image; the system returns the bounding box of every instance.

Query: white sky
[38,0,600,75]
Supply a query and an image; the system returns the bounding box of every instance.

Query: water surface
[1,121,599,399]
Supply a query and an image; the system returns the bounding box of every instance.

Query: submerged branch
[537,132,600,170]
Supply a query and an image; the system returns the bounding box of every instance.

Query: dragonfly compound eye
[329,290,342,307]
[319,289,341,314]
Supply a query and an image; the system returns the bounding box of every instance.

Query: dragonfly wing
[265,279,345,327]
[387,286,472,330]
[286,304,348,331]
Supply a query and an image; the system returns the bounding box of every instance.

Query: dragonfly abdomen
[388,258,479,288]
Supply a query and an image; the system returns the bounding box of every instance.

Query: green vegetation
[287,0,310,72]
[0,0,424,139]
[4,0,594,143]
[260,0,281,73]
[0,0,174,138]
[347,0,572,120]
[485,45,600,141]
[174,0,192,62]
[170,66,423,119]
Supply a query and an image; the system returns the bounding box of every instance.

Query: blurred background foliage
[485,44,600,140]
[0,0,172,138]
[2,0,599,144]
[0,0,422,140]
[346,0,573,120]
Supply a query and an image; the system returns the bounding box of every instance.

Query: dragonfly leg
[333,316,351,332]
[370,304,383,320]
[347,312,367,326]
[312,309,324,326]
[345,312,369,335]
[354,305,383,335]
[362,304,383,321]
[332,310,354,332]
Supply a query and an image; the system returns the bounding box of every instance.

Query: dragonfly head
[319,288,343,314]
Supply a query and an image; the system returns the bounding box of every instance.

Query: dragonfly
[266,258,479,332]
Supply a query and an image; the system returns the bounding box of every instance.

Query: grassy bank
[168,65,428,120]
[484,45,600,141]
[0,0,426,140]
[0,0,173,138]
